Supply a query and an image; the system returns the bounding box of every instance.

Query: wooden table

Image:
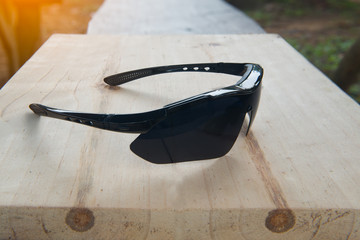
[0,34,360,239]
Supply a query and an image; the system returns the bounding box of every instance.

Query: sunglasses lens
[130,95,252,163]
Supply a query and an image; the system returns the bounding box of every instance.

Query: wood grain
[0,34,360,239]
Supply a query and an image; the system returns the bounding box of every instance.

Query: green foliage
[283,8,307,17]
[287,37,355,77]
[267,0,360,10]
[245,10,275,26]
[239,0,360,102]
[287,37,360,103]
[349,83,360,103]
[326,0,360,10]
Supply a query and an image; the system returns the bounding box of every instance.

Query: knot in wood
[265,209,295,233]
[66,208,95,232]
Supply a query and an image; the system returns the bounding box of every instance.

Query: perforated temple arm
[29,104,166,133]
[104,63,248,86]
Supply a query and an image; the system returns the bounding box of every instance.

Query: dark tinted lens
[130,95,249,163]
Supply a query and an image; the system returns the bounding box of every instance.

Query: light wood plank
[0,34,360,239]
[87,0,265,34]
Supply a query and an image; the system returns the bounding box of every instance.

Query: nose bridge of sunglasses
[236,64,263,90]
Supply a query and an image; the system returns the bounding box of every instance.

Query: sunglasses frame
[30,63,263,134]
[29,63,263,162]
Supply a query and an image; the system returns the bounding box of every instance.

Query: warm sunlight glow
[0,0,103,87]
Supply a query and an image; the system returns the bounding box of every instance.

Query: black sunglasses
[29,63,263,164]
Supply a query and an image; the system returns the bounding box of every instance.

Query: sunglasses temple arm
[104,63,249,86]
[29,103,165,133]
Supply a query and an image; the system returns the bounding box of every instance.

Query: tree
[333,36,360,92]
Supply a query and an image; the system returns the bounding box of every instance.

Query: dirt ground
[263,13,359,44]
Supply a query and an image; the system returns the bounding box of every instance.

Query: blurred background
[0,0,359,103]
[227,0,360,103]
[0,0,103,87]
